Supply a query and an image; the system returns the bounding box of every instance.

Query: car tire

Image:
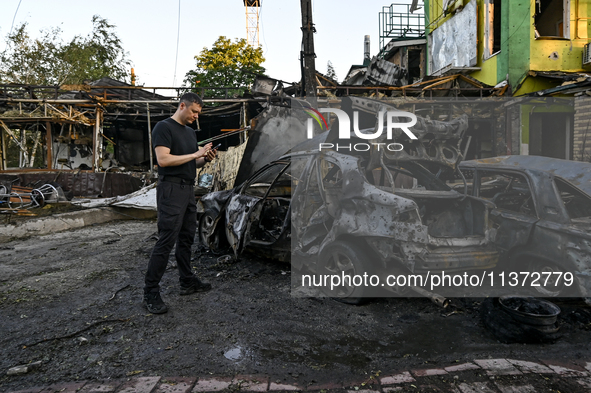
[317,240,374,305]
[480,298,561,344]
[198,210,225,253]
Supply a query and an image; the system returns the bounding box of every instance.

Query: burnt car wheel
[527,259,568,297]
[318,240,373,305]
[199,210,225,253]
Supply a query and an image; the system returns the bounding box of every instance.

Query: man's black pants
[144,181,197,294]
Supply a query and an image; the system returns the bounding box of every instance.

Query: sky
[0,0,418,89]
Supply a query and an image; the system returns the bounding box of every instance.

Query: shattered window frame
[534,0,570,39]
[298,158,324,226]
[553,176,591,220]
[484,0,502,59]
[376,161,452,192]
[242,162,290,198]
[318,158,344,192]
[474,169,538,218]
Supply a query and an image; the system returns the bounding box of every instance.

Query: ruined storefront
[0,78,260,208]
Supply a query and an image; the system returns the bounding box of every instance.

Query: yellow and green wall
[424,0,591,158]
[425,0,591,95]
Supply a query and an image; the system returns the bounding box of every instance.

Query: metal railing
[379,3,425,53]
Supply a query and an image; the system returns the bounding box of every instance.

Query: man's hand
[205,146,218,162]
[155,144,211,167]
[195,143,213,160]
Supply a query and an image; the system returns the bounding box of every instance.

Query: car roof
[460,155,591,195]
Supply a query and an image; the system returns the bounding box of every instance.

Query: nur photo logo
[304,107,419,152]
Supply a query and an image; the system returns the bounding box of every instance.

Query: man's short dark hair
[179,92,203,107]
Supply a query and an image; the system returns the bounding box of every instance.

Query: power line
[4,0,23,52]
[259,2,268,56]
[172,0,181,86]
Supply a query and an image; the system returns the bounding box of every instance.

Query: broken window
[243,163,288,198]
[408,49,423,83]
[554,177,591,220]
[320,160,343,189]
[299,159,323,225]
[484,0,502,58]
[534,0,569,38]
[370,166,415,189]
[2,125,48,169]
[476,171,536,216]
[251,164,291,243]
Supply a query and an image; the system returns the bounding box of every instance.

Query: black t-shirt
[152,117,198,180]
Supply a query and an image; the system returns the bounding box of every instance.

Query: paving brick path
[6,358,591,393]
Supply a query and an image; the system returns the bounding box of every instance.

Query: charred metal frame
[0,83,267,173]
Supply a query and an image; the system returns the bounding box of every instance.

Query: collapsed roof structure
[0,78,265,211]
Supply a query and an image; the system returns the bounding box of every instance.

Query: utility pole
[300,0,317,100]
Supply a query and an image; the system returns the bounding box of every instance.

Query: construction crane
[244,0,261,48]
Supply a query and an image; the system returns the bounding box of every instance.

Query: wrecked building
[423,0,591,160]
[0,78,263,207]
[378,2,426,84]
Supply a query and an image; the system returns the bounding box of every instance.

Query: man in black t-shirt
[144,92,216,314]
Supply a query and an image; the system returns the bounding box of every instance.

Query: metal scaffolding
[244,0,261,48]
[379,3,425,53]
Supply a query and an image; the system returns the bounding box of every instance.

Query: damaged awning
[527,71,591,96]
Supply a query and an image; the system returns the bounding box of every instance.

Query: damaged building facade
[424,0,591,160]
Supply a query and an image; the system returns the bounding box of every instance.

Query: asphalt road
[2,219,591,392]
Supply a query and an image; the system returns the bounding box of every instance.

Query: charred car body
[459,156,591,297]
[199,99,504,300]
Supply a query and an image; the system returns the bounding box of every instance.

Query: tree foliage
[0,16,131,86]
[326,61,337,82]
[184,36,265,98]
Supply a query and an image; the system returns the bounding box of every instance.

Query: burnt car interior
[365,159,488,239]
[475,171,536,216]
[461,168,591,222]
[243,162,291,244]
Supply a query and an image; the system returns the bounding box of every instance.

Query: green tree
[0,16,131,86]
[0,23,64,85]
[326,60,337,82]
[59,16,131,84]
[184,36,265,98]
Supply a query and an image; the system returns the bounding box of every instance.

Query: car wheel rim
[323,250,356,297]
[529,261,564,297]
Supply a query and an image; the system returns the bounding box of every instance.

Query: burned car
[199,105,507,302]
[199,158,292,262]
[459,155,591,297]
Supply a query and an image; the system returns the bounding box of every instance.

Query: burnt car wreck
[199,99,503,300]
[460,156,591,297]
[198,97,591,302]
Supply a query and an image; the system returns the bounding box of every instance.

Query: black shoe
[143,291,168,314]
[180,277,212,296]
